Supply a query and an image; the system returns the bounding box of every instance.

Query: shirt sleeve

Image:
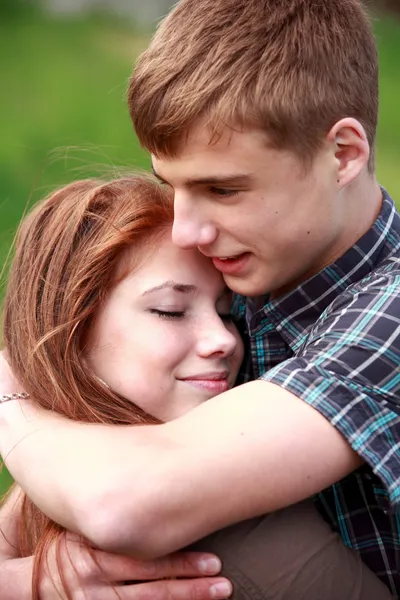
[262,270,400,506]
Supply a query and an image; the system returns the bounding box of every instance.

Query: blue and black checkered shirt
[232,188,400,596]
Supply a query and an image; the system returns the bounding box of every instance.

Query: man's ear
[326,118,370,187]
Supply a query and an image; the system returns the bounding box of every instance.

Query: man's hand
[38,533,231,600]
[0,536,231,600]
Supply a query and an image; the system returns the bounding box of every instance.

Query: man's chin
[222,273,271,297]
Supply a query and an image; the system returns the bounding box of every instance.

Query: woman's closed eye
[149,308,185,319]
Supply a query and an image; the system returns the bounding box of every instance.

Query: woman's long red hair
[2,175,174,598]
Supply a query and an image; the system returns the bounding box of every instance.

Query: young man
[0,0,399,597]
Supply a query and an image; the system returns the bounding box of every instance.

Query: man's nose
[172,194,218,249]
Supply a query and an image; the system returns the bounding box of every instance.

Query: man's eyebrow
[142,281,197,296]
[184,174,253,187]
[151,165,253,187]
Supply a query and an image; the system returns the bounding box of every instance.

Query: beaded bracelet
[0,392,30,404]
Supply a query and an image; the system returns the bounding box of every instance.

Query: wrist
[0,399,43,461]
[0,400,26,458]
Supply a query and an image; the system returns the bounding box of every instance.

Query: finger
[93,551,222,582]
[118,577,233,600]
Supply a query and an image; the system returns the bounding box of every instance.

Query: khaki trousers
[191,501,393,599]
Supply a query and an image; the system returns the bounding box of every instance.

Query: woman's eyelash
[150,309,185,319]
[150,309,235,322]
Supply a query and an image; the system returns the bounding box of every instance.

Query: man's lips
[211,253,250,275]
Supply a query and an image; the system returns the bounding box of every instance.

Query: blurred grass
[1,8,400,495]
[374,15,400,193]
[0,8,150,287]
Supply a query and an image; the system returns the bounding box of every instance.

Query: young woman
[0,176,392,600]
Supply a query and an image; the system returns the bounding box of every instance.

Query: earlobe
[327,118,370,188]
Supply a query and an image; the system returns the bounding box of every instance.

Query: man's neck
[330,173,383,265]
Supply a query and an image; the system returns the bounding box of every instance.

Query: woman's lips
[179,373,230,394]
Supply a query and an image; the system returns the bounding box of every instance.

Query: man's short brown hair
[128,0,378,171]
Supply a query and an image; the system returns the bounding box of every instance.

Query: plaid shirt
[232,188,400,597]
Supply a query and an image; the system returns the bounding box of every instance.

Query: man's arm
[0,380,361,559]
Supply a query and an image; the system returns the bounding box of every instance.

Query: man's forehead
[152,123,264,162]
[151,127,265,187]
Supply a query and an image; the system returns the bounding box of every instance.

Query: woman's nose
[196,318,238,359]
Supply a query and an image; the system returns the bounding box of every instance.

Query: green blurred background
[1,1,400,493]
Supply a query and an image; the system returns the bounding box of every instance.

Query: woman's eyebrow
[141,281,197,296]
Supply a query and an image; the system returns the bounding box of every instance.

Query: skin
[0,119,384,591]
[86,230,243,422]
[0,488,33,599]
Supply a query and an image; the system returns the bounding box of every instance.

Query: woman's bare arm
[0,378,360,559]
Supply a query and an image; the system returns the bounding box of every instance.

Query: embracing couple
[0,0,399,599]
